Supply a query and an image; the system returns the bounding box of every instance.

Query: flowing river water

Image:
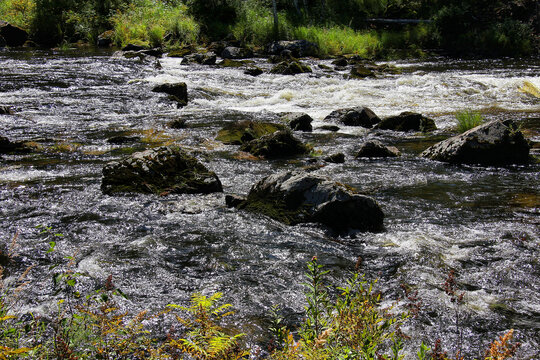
[0,48,539,358]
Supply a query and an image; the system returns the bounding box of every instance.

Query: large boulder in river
[421,120,530,166]
[216,121,286,145]
[324,107,381,128]
[101,146,223,195]
[239,130,310,158]
[0,21,28,47]
[375,112,437,132]
[152,82,188,107]
[355,140,400,158]
[266,40,319,58]
[239,171,384,232]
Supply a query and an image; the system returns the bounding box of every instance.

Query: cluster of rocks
[322,107,437,133]
[3,27,533,233]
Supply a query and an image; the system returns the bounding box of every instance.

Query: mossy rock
[239,171,384,232]
[167,47,194,57]
[421,120,530,166]
[350,65,376,78]
[216,121,286,145]
[101,146,222,195]
[239,130,310,158]
[270,61,312,75]
[218,59,250,68]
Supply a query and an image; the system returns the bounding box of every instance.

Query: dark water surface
[1,48,539,358]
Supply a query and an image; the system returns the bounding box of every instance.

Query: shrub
[0,0,35,30]
[455,110,485,133]
[270,256,409,359]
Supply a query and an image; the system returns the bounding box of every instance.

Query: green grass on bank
[0,0,536,56]
[111,0,199,48]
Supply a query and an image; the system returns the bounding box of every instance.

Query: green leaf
[47,241,56,253]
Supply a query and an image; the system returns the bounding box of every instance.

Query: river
[0,48,539,358]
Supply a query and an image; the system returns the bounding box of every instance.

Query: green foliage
[455,110,485,133]
[271,256,410,359]
[165,292,249,359]
[433,0,537,56]
[0,0,35,30]
[292,26,381,57]
[231,1,293,46]
[110,0,199,47]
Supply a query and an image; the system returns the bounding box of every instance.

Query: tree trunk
[293,0,302,16]
[272,0,279,39]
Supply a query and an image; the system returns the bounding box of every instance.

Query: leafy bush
[270,256,409,359]
[0,0,35,30]
[455,110,485,133]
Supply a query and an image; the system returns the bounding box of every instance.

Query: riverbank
[1,0,538,58]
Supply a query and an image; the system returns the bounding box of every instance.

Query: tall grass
[231,4,293,46]
[455,110,485,133]
[293,26,381,57]
[110,0,199,48]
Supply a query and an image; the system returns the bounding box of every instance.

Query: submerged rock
[152,82,188,107]
[244,66,263,76]
[106,136,140,145]
[0,136,30,153]
[324,107,381,128]
[318,125,340,132]
[0,106,14,115]
[239,171,384,232]
[101,146,223,195]
[355,140,400,158]
[239,130,310,158]
[375,112,437,132]
[324,153,346,163]
[421,120,531,166]
[266,40,319,58]
[168,118,187,129]
[270,61,312,75]
[218,59,249,67]
[216,121,286,145]
[280,112,313,132]
[0,21,28,47]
